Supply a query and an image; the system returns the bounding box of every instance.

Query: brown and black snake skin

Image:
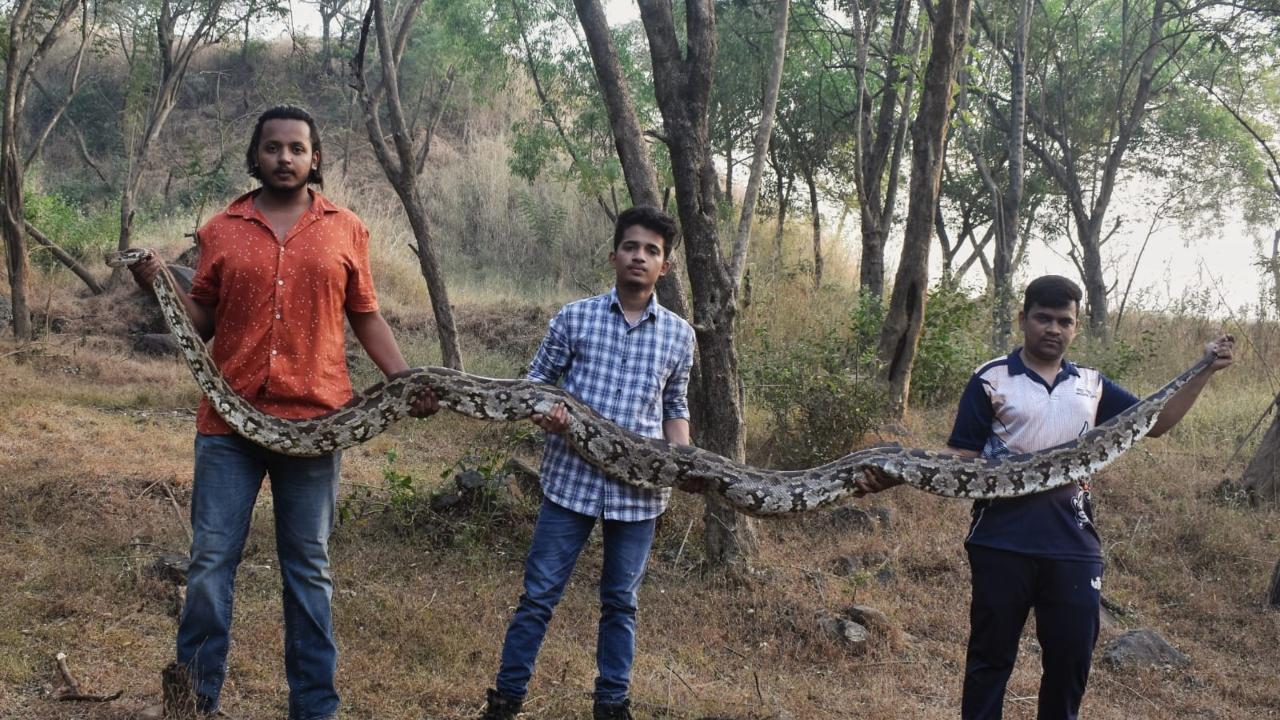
[108,248,1214,516]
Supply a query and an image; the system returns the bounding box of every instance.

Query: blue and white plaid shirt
[528,288,696,521]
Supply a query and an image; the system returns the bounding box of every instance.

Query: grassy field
[1,231,1278,720]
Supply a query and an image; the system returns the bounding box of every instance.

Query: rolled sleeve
[661,331,695,421]
[947,374,995,451]
[527,310,572,385]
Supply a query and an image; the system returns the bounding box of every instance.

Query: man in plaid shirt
[482,207,695,720]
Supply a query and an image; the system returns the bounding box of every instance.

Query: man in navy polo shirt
[857,275,1233,720]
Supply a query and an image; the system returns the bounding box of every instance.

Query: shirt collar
[1007,346,1080,380]
[608,287,659,323]
[226,188,339,218]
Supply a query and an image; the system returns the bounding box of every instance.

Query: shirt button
[275,313,282,320]
[271,349,278,356]
[277,279,284,285]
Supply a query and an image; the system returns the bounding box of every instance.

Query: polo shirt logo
[1074,385,1096,398]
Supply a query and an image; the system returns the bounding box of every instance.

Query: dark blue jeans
[496,498,657,704]
[962,545,1104,720]
[177,433,341,720]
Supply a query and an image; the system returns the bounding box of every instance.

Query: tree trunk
[853,0,913,300]
[573,0,689,319]
[24,219,104,294]
[727,0,789,287]
[1243,395,1280,506]
[876,0,971,416]
[990,0,1030,352]
[634,0,757,566]
[806,169,821,288]
[353,0,463,370]
[1,134,31,339]
[1270,229,1279,317]
[399,187,463,370]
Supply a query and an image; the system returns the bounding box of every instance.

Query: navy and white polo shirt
[947,348,1139,561]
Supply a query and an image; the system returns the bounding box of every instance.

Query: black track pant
[961,545,1103,720]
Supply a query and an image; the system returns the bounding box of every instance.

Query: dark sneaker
[480,688,523,720]
[592,698,634,720]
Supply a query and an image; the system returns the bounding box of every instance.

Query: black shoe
[592,698,634,720]
[481,688,523,720]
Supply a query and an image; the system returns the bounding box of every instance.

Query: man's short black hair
[246,105,324,188]
[1023,275,1083,313]
[613,206,679,256]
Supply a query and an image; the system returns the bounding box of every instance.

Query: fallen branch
[54,652,123,703]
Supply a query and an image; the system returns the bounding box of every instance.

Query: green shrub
[742,295,889,469]
[909,285,989,407]
[23,192,119,270]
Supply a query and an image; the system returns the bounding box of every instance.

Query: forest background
[1,0,1279,718]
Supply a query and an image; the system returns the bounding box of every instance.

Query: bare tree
[2,0,84,338]
[108,0,228,285]
[876,0,972,415]
[351,0,463,370]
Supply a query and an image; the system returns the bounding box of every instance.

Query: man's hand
[127,252,163,291]
[408,388,440,418]
[852,467,903,498]
[531,402,570,435]
[1206,334,1234,372]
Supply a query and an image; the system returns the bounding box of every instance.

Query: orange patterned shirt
[188,189,379,436]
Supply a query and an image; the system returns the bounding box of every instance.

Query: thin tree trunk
[24,219,104,294]
[728,0,789,287]
[853,0,912,299]
[806,168,821,288]
[573,0,689,318]
[990,0,1030,352]
[876,0,971,416]
[353,0,463,370]
[1271,229,1279,317]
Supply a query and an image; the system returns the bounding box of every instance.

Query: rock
[430,491,463,513]
[819,615,869,653]
[828,506,877,532]
[842,604,891,631]
[134,332,181,356]
[829,552,892,580]
[454,469,487,492]
[1100,629,1190,669]
[149,554,191,584]
[167,264,195,294]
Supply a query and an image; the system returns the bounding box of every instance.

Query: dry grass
[2,238,1280,719]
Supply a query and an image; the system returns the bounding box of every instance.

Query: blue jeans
[177,433,341,720]
[495,498,657,704]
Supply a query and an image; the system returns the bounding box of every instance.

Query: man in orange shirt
[129,105,435,720]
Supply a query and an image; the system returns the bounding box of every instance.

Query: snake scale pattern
[108,249,1211,516]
